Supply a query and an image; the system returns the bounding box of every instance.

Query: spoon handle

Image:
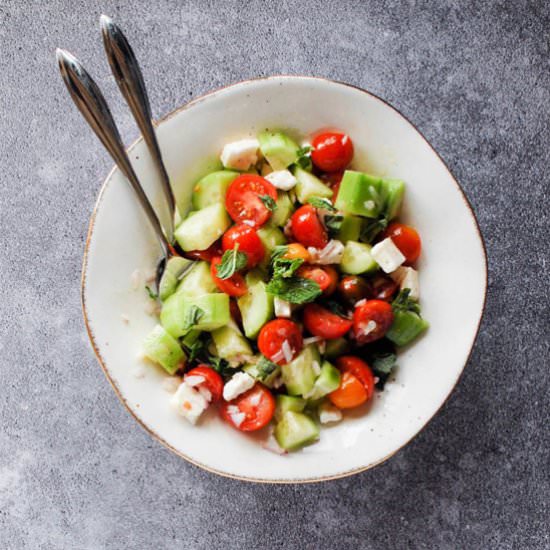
[56,48,173,258]
[100,15,176,240]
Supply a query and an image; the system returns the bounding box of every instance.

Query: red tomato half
[185,366,224,402]
[210,256,247,297]
[353,300,394,344]
[382,223,422,264]
[222,223,265,268]
[225,174,277,227]
[367,274,398,302]
[184,241,221,262]
[336,356,375,401]
[311,132,354,172]
[257,319,303,365]
[290,204,328,249]
[221,384,275,431]
[302,303,353,340]
[296,264,338,296]
[328,371,367,409]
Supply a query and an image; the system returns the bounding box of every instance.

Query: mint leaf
[259,194,277,212]
[360,217,388,244]
[145,285,158,300]
[216,245,248,280]
[269,246,304,278]
[322,299,350,319]
[182,305,204,331]
[184,337,206,362]
[209,356,231,376]
[296,145,312,170]
[256,356,278,380]
[324,214,343,233]
[308,196,336,212]
[266,276,322,304]
[391,289,421,314]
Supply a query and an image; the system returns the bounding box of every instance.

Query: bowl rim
[81,75,488,483]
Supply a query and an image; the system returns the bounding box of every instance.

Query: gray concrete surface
[0,1,548,548]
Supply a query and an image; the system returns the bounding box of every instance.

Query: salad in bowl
[142,128,428,453]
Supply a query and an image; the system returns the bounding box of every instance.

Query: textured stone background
[0,1,548,548]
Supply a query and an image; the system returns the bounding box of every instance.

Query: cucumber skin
[159,257,193,302]
[293,167,333,203]
[258,131,300,170]
[271,191,295,227]
[211,325,252,360]
[191,170,238,210]
[335,171,385,218]
[384,179,405,220]
[307,361,341,400]
[174,202,230,251]
[237,280,274,339]
[340,241,379,275]
[274,411,320,451]
[143,325,186,375]
[337,215,363,243]
[275,395,306,422]
[386,310,429,346]
[175,261,217,297]
[281,345,319,396]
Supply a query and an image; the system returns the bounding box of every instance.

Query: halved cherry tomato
[302,303,352,339]
[353,299,394,344]
[221,383,275,431]
[284,243,311,262]
[184,365,224,402]
[225,174,277,227]
[337,275,370,306]
[222,223,265,268]
[257,319,303,365]
[184,241,221,262]
[328,371,367,409]
[336,356,375,401]
[297,264,338,296]
[290,204,328,249]
[383,222,422,264]
[210,256,247,297]
[311,132,354,172]
[366,274,398,301]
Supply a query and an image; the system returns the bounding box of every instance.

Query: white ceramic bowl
[82,76,487,482]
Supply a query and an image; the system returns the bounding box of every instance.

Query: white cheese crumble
[319,402,343,424]
[274,297,292,318]
[223,372,255,401]
[184,375,205,387]
[265,169,298,191]
[170,381,209,424]
[308,240,345,265]
[390,266,420,300]
[281,340,293,363]
[220,138,259,171]
[371,238,406,273]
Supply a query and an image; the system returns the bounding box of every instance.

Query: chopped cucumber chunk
[143,325,186,375]
[384,179,405,220]
[293,167,333,203]
[275,395,306,421]
[175,261,217,297]
[336,215,363,243]
[386,310,429,346]
[158,257,193,302]
[258,131,300,170]
[211,324,252,360]
[281,344,319,396]
[306,361,341,401]
[191,170,238,210]
[271,191,295,227]
[340,241,379,274]
[174,202,230,251]
[237,275,274,338]
[335,171,386,218]
[274,411,319,451]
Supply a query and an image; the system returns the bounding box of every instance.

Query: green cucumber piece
[174,202,230,251]
[243,358,281,388]
[293,167,333,204]
[306,361,341,400]
[258,131,300,170]
[275,395,306,421]
[160,293,230,338]
[324,337,350,359]
[386,310,429,346]
[181,329,200,348]
[384,179,405,220]
[237,275,274,338]
[335,171,387,218]
[274,411,319,451]
[271,191,295,227]
[257,225,286,268]
[143,325,186,375]
[340,241,379,274]
[175,261,217,297]
[281,345,319,396]
[211,324,252,360]
[336,215,363,243]
[158,257,193,302]
[191,170,238,210]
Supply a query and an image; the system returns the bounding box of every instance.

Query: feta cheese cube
[220,139,259,171]
[319,402,343,424]
[371,238,405,273]
[274,297,292,318]
[223,372,255,401]
[170,381,209,424]
[265,169,298,191]
[390,266,420,300]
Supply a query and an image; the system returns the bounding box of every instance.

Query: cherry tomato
[184,365,224,402]
[353,300,394,344]
[290,204,328,249]
[222,223,265,268]
[297,264,339,296]
[383,222,422,264]
[257,319,303,365]
[284,243,311,262]
[302,303,353,339]
[184,241,221,262]
[210,256,247,297]
[311,132,354,172]
[337,275,370,305]
[336,356,375,401]
[221,384,275,431]
[225,174,277,227]
[366,274,398,301]
[328,371,367,409]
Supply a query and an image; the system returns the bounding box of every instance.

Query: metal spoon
[56,49,178,268]
[99,14,176,241]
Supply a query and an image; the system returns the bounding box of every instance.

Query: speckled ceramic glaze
[82,76,487,482]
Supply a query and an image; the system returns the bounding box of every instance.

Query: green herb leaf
[296,145,313,170]
[259,194,277,212]
[324,214,344,233]
[209,356,231,376]
[308,196,337,212]
[182,305,204,331]
[322,300,351,319]
[272,257,304,278]
[359,339,397,390]
[392,289,421,315]
[360,217,388,244]
[216,245,248,280]
[371,352,397,374]
[266,276,322,304]
[184,338,206,362]
[145,285,158,300]
[256,356,279,380]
